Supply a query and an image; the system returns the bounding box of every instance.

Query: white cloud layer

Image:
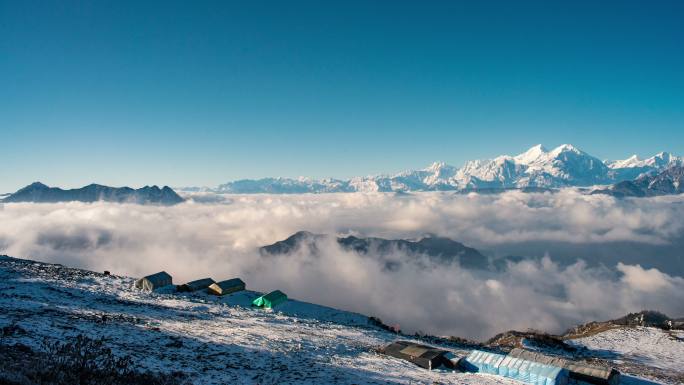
[1,190,683,340]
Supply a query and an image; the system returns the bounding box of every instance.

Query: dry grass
[0,334,188,385]
[562,322,624,340]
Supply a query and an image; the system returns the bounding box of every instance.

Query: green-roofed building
[252,290,287,308]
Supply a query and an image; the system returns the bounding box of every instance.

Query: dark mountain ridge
[260,231,491,270]
[2,182,184,205]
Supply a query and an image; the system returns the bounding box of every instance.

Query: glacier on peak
[513,144,548,164]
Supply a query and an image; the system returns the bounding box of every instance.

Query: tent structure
[252,290,287,308]
[497,355,568,385]
[208,278,245,296]
[178,278,215,293]
[508,349,567,367]
[134,271,172,291]
[462,350,568,385]
[381,341,457,370]
[461,350,506,375]
[508,349,620,385]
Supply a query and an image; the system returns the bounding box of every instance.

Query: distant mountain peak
[514,144,548,164]
[26,181,49,189]
[550,143,584,155]
[557,143,577,150]
[425,161,448,171]
[608,154,642,169]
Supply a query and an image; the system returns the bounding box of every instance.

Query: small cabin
[178,278,215,293]
[134,271,172,291]
[381,341,456,370]
[208,278,246,296]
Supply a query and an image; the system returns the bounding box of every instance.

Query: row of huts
[135,272,618,385]
[382,341,620,385]
[133,271,287,308]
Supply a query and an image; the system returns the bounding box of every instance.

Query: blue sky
[1,1,683,192]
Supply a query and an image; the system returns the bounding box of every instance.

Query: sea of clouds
[1,189,683,340]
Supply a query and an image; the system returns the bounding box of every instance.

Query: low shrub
[0,334,187,385]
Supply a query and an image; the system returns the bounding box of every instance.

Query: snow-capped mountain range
[180,144,683,193]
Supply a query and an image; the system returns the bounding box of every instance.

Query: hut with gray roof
[381,341,456,370]
[178,278,215,293]
[208,278,245,296]
[134,271,172,291]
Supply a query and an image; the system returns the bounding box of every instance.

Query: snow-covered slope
[0,256,514,385]
[1,255,681,384]
[181,145,683,193]
[569,327,684,384]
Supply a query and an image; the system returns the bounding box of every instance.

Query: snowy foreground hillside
[1,256,682,385]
